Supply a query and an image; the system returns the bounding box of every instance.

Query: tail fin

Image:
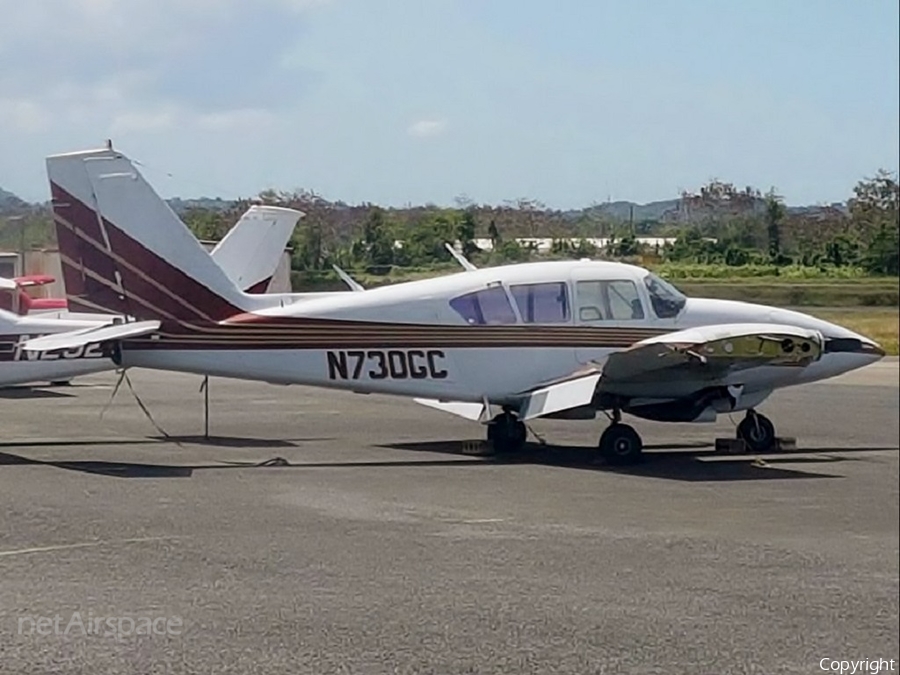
[210,205,302,294]
[48,148,289,322]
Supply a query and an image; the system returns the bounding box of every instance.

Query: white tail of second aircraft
[48,148,300,322]
[211,205,301,294]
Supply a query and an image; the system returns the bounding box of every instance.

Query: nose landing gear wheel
[598,424,643,465]
[736,411,776,453]
[487,413,527,454]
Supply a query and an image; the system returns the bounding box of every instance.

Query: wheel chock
[772,437,797,452]
[714,437,798,455]
[715,438,748,454]
[461,440,490,456]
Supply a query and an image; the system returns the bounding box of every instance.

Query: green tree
[764,190,785,263]
[487,219,501,247]
[572,239,598,258]
[360,207,395,266]
[823,234,860,268]
[293,220,325,271]
[456,210,480,258]
[183,208,230,241]
[849,170,899,275]
[610,234,641,258]
[863,224,899,275]
[500,239,526,262]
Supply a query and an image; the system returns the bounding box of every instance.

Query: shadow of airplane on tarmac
[377,440,900,482]
[0,449,489,479]
[1,436,896,481]
[0,387,77,400]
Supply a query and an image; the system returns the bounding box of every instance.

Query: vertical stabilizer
[48,148,293,322]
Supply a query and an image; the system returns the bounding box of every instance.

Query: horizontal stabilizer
[517,372,602,421]
[14,274,56,288]
[210,205,303,292]
[22,320,161,352]
[414,398,485,421]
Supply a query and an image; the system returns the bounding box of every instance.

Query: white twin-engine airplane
[26,147,885,464]
[1,202,303,388]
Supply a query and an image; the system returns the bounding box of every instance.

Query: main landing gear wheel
[487,412,527,454]
[736,410,776,453]
[598,423,643,465]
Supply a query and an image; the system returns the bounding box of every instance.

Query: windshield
[643,273,686,319]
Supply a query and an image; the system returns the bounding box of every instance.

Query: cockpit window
[449,285,518,325]
[643,273,686,319]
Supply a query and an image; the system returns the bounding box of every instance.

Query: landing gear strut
[598,409,644,465]
[486,411,527,454]
[736,409,776,452]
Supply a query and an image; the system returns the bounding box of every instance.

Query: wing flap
[21,320,161,352]
[414,398,485,421]
[517,372,602,421]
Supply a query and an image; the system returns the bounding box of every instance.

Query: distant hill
[0,183,848,224]
[166,197,235,215]
[0,186,29,212]
[566,199,682,222]
[0,188,237,217]
[565,199,847,223]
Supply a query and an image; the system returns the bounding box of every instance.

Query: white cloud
[407,118,448,138]
[0,0,328,108]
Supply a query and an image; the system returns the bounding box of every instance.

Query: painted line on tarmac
[0,536,181,559]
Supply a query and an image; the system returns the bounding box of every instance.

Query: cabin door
[571,270,649,365]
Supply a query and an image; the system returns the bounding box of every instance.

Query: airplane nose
[823,335,886,358]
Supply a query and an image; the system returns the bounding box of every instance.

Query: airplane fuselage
[0,311,114,387]
[113,261,883,421]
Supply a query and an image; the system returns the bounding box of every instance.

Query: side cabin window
[576,280,645,321]
[449,285,517,325]
[510,282,570,323]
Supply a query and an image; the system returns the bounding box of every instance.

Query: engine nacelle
[626,397,718,423]
[625,386,773,422]
[543,405,597,420]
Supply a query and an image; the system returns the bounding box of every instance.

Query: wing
[601,322,823,384]
[414,323,823,423]
[20,320,161,352]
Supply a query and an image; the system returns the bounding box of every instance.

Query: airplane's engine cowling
[625,387,732,423]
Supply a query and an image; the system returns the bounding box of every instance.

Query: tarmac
[1,361,898,674]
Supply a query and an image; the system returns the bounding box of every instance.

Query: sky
[0,0,898,208]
